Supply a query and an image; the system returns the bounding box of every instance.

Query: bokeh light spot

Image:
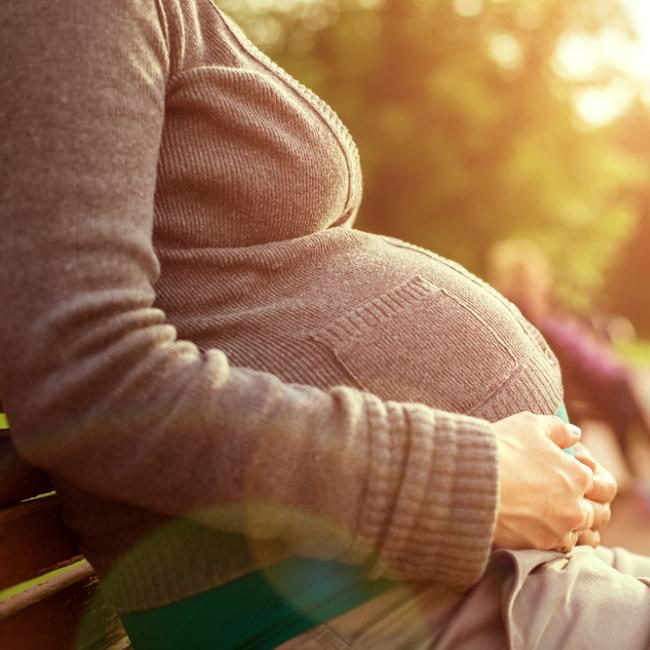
[453,0,483,19]
[488,33,523,69]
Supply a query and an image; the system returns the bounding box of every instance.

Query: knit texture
[0,0,562,611]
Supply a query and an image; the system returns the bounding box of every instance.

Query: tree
[219,0,642,312]
[604,101,650,336]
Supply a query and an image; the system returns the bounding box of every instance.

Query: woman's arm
[0,0,499,589]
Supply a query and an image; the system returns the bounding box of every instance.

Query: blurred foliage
[603,101,650,336]
[218,0,647,319]
[616,339,650,365]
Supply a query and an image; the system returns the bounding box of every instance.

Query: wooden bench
[0,411,131,650]
[1,368,646,648]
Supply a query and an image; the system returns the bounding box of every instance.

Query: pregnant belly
[155,229,563,422]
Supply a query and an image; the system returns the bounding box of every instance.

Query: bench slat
[0,560,94,621]
[0,574,131,650]
[0,412,130,647]
[0,496,82,590]
[0,434,52,506]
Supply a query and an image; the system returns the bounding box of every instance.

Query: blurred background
[221,0,650,337]
[219,0,650,548]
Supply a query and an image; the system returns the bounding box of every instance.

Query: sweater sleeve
[0,0,498,588]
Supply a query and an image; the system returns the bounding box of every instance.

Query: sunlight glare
[575,85,633,127]
[620,0,650,82]
[554,0,650,125]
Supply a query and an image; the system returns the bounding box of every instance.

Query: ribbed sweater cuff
[356,395,498,589]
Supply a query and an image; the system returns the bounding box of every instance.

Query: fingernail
[568,424,582,437]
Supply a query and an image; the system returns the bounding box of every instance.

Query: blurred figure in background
[486,239,650,488]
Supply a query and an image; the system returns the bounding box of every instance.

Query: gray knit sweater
[0,0,562,611]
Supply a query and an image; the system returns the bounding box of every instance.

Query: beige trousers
[278,546,650,650]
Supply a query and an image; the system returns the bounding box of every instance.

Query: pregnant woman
[1,1,649,648]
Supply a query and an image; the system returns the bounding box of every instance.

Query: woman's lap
[278,546,650,649]
[504,546,650,649]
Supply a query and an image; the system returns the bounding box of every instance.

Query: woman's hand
[492,412,595,552]
[573,442,618,547]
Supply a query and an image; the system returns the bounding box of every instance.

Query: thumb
[545,417,582,450]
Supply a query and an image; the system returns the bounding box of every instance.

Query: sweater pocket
[310,275,518,414]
